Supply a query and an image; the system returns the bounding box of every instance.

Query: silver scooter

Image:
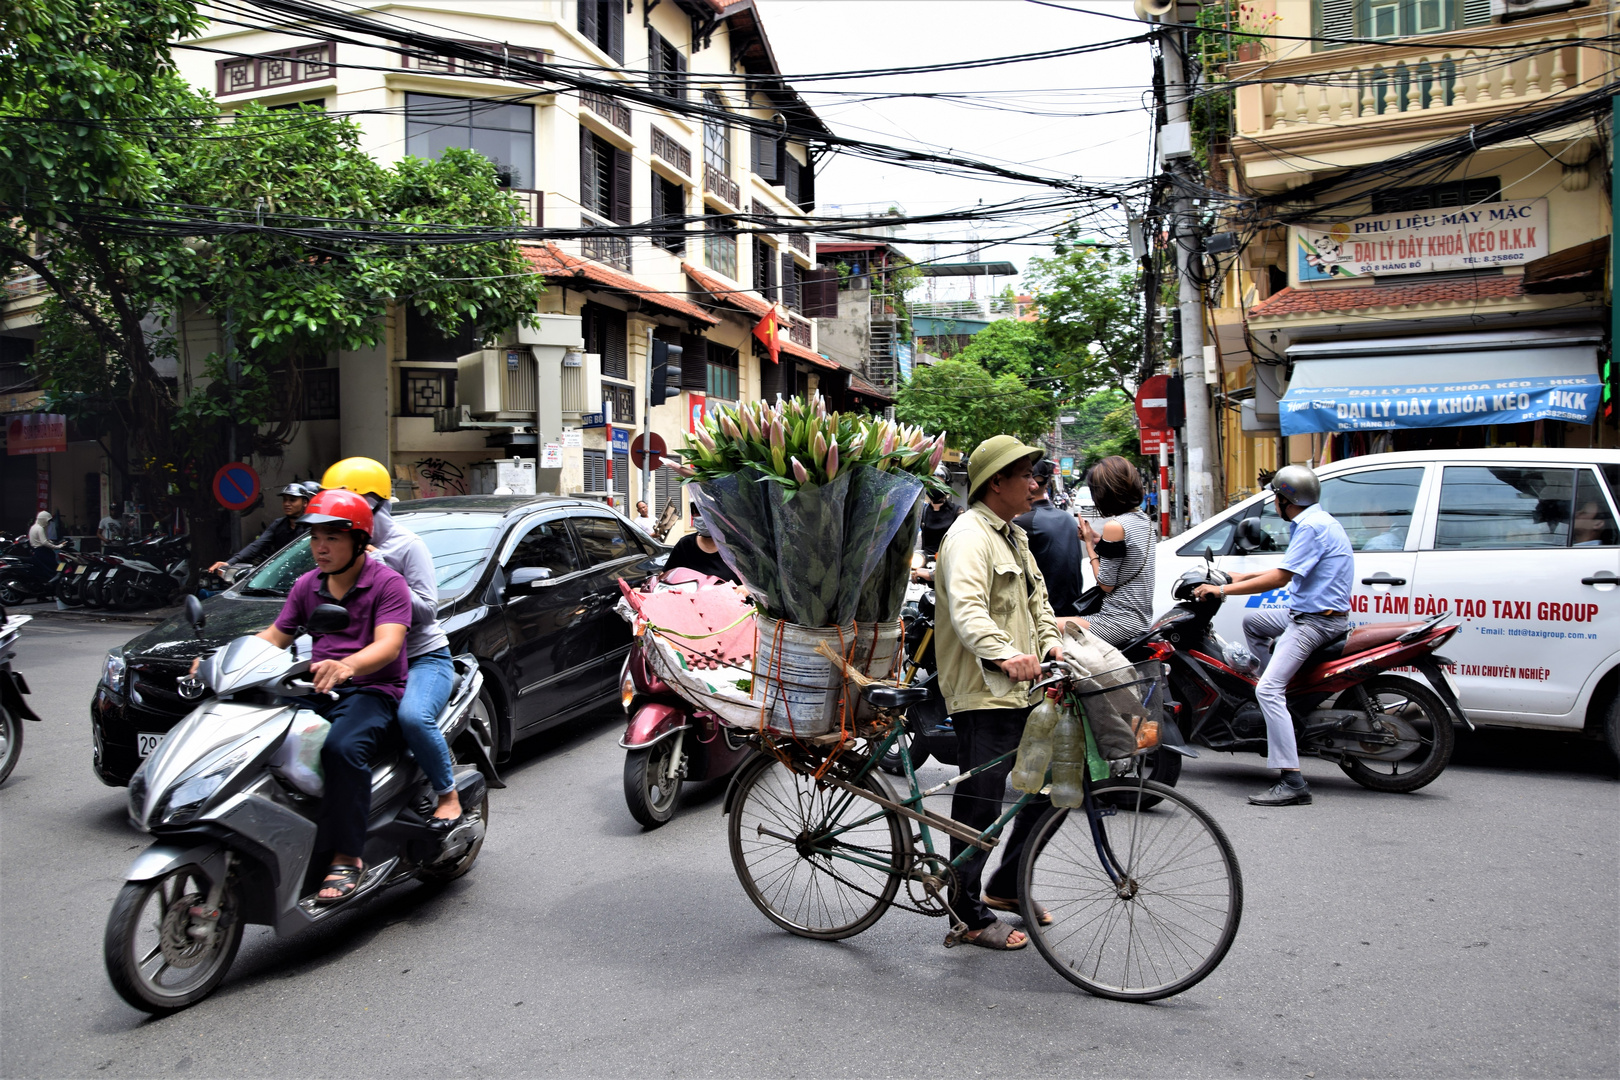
[103,597,492,1014]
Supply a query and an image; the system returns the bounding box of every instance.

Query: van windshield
[240,512,503,597]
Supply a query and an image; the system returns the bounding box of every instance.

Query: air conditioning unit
[561,351,603,419]
[458,347,537,420]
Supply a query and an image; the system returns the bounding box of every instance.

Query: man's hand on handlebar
[997,653,1043,681]
[310,658,355,693]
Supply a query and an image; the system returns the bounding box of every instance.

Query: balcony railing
[786,317,812,347]
[509,189,542,228]
[4,272,49,303]
[650,126,691,176]
[704,162,740,209]
[582,89,631,133]
[1233,14,1605,141]
[582,214,631,272]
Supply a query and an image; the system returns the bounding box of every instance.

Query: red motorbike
[1124,554,1471,793]
[617,571,754,828]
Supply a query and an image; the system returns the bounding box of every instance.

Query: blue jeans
[308,689,399,858]
[398,647,456,794]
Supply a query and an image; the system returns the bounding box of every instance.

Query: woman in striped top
[1075,456,1156,648]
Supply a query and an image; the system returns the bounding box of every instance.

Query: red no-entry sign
[1136,374,1170,430]
[630,432,669,470]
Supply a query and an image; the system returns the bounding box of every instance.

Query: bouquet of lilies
[677,393,946,627]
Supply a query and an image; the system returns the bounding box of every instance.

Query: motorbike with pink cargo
[616,569,754,828]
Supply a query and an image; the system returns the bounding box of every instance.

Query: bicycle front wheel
[1020,778,1242,1002]
[728,755,905,940]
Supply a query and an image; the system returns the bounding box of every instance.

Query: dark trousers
[948,706,1049,931]
[307,689,399,858]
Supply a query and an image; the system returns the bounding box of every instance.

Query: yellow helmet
[321,457,392,500]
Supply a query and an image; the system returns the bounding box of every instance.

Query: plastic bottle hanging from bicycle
[725,655,1244,1003]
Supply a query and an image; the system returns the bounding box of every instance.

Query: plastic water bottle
[1010,692,1061,793]
[1049,706,1085,808]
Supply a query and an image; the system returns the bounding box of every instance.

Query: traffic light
[1166,374,1186,429]
[650,339,683,406]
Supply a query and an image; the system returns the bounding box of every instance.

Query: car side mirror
[1234,517,1264,553]
[183,594,206,631]
[509,566,553,589]
[306,603,351,636]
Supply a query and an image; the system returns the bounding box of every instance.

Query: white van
[1152,449,1620,755]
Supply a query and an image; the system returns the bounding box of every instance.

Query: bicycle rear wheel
[728,755,905,940]
[1020,778,1242,1002]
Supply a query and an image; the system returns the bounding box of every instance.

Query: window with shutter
[752,130,778,183]
[612,146,632,226]
[783,156,800,205]
[753,237,778,298]
[1461,0,1490,25]
[613,451,631,503]
[781,254,799,312]
[649,30,687,100]
[580,129,615,220]
[651,171,686,254]
[578,0,598,48]
[583,449,607,493]
[654,465,683,520]
[799,267,839,318]
[584,302,629,379]
[798,155,815,212]
[579,1,622,63]
[706,343,740,402]
[680,334,709,390]
[704,209,737,279]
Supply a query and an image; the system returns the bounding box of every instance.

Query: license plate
[55,562,66,572]
[76,565,87,575]
[137,732,166,758]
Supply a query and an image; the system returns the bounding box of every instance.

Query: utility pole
[643,327,654,514]
[1159,24,1218,526]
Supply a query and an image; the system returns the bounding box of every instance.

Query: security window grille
[583,302,629,380]
[705,209,737,279]
[1370,177,1500,213]
[651,172,687,255]
[603,382,636,426]
[300,367,341,421]
[400,368,456,416]
[405,93,534,189]
[703,91,730,176]
[648,30,687,100]
[753,237,778,299]
[577,0,625,63]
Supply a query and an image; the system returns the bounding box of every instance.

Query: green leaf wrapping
[856,487,926,624]
[843,467,925,625]
[768,473,851,627]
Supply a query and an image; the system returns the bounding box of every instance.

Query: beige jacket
[934,502,1061,714]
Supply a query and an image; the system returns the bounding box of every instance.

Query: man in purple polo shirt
[253,489,413,904]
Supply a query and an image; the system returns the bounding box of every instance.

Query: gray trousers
[1242,608,1349,769]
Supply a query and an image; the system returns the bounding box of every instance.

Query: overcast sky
[756,0,1153,299]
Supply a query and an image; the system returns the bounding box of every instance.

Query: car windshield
[240,512,503,597]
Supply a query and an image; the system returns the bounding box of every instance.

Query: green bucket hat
[966,434,1044,498]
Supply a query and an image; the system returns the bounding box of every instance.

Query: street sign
[212,462,261,511]
[1060,456,1075,477]
[1139,428,1172,454]
[611,428,630,454]
[1136,375,1170,430]
[630,432,669,470]
[582,411,605,428]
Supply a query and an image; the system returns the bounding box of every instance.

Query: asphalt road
[2,621,1617,1079]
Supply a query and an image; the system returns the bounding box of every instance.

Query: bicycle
[725,658,1244,1002]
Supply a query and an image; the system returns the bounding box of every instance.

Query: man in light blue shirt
[1193,465,1354,806]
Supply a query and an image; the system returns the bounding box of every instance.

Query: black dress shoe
[427,812,464,832]
[1249,779,1312,806]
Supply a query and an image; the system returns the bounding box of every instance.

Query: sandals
[961,920,1028,950]
[314,862,363,905]
[984,893,1054,926]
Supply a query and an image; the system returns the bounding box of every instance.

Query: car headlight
[103,649,127,695]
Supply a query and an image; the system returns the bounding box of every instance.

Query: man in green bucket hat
[934,434,1065,951]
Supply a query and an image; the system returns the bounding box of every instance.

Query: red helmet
[300,489,374,537]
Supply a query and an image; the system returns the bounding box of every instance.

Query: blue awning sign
[1278,375,1602,435]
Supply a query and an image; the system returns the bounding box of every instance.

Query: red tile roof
[524,244,717,325]
[681,261,771,318]
[782,339,841,370]
[1250,276,1527,318]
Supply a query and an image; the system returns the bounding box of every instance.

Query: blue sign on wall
[611,428,630,453]
[1279,375,1602,436]
[897,343,914,382]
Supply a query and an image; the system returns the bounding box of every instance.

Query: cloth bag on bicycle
[1058,625,1145,760]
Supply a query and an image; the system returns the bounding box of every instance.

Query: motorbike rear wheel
[0,582,22,606]
[624,741,682,829]
[104,866,244,1014]
[0,703,22,786]
[54,576,83,606]
[1333,675,1454,793]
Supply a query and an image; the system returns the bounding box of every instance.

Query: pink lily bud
[929,440,945,472]
[695,425,717,451]
[882,429,897,456]
[721,414,742,441]
[825,441,839,478]
[792,457,809,485]
[670,462,697,477]
[770,418,785,451]
[813,431,827,461]
[745,410,762,442]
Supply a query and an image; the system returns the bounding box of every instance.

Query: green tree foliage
[894,357,1055,454]
[0,0,542,553]
[1065,389,1142,469]
[1025,231,1142,396]
[955,317,1065,383]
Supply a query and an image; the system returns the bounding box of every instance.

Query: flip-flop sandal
[984,894,1054,926]
[961,920,1028,950]
[314,863,363,905]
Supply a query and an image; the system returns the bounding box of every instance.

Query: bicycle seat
[861,685,929,710]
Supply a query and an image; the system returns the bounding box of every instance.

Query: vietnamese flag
[753,308,780,365]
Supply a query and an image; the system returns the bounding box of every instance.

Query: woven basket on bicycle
[1068,659,1172,760]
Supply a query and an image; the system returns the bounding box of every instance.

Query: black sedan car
[91,495,666,786]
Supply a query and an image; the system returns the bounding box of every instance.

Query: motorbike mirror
[1234,517,1264,553]
[509,566,553,589]
[1203,544,1215,565]
[305,602,351,636]
[183,594,206,631]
